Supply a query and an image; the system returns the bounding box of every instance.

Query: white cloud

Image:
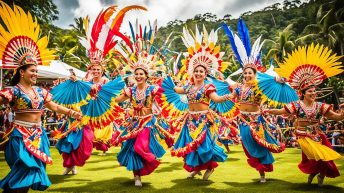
[70,0,283,33]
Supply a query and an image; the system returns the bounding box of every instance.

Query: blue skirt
[0,127,51,191]
[116,115,165,176]
[173,112,227,171]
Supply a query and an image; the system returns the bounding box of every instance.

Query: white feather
[229,68,243,77]
[195,25,202,44]
[79,37,90,50]
[250,35,263,64]
[233,34,248,64]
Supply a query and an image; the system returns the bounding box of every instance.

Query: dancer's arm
[115,92,129,103]
[324,109,344,121]
[209,92,233,103]
[265,108,288,116]
[45,101,82,120]
[173,86,185,94]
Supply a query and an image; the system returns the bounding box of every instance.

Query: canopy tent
[0,60,86,89]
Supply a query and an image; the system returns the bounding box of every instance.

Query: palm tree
[265,24,296,63]
[296,0,344,54]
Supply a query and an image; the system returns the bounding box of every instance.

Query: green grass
[1,145,343,193]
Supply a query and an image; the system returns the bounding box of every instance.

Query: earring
[21,75,24,78]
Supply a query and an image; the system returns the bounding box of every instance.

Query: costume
[222,18,289,173]
[0,2,55,191]
[159,26,237,174]
[276,44,343,178]
[114,20,168,177]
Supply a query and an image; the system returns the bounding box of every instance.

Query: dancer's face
[91,65,103,78]
[134,69,147,85]
[20,65,38,85]
[243,68,256,83]
[303,86,317,102]
[193,66,206,83]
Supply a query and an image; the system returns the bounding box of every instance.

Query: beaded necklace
[17,83,40,109]
[299,101,318,120]
[187,84,204,100]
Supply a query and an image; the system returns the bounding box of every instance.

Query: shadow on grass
[155,162,183,173]
[224,178,343,193]
[49,177,155,192]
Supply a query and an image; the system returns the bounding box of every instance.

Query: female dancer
[222,19,289,183]
[113,20,167,187]
[159,26,237,180]
[265,44,343,186]
[0,2,82,192]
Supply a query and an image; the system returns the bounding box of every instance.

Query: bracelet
[71,110,75,117]
[67,109,72,116]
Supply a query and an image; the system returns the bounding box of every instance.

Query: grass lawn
[0,145,343,193]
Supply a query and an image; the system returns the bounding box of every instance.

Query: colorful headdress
[181,25,228,80]
[114,19,166,77]
[0,2,56,69]
[79,5,147,69]
[222,18,265,72]
[275,43,343,91]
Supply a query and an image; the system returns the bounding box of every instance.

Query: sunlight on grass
[1,145,343,193]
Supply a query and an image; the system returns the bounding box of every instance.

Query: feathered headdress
[222,18,265,72]
[275,43,343,91]
[181,25,228,80]
[114,19,167,77]
[0,2,56,69]
[79,5,147,69]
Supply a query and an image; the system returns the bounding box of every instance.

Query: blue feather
[143,26,147,41]
[237,18,251,56]
[148,25,152,40]
[129,21,136,43]
[221,23,243,67]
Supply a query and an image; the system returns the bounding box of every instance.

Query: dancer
[222,19,295,182]
[265,44,344,186]
[159,26,238,180]
[0,2,82,192]
[78,5,147,156]
[113,20,167,187]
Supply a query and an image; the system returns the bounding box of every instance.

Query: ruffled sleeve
[0,87,14,102]
[123,87,132,98]
[319,102,332,115]
[204,84,216,98]
[41,88,52,104]
[284,102,297,114]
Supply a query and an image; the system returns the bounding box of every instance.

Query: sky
[52,0,286,30]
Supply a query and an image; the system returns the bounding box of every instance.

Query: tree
[2,0,58,24]
[265,24,296,63]
[297,0,344,54]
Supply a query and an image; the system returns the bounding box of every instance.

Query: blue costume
[0,85,52,191]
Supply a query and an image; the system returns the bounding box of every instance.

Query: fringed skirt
[93,124,113,151]
[116,115,165,176]
[56,120,94,168]
[0,121,51,191]
[172,110,227,172]
[239,111,285,172]
[296,129,341,178]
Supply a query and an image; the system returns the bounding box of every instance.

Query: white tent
[0,60,86,79]
[37,60,86,79]
[1,60,86,89]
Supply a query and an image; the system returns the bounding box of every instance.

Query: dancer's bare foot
[62,167,73,175]
[134,175,142,187]
[187,171,202,179]
[203,169,214,180]
[307,174,316,184]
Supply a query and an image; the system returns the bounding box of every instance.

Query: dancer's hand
[262,109,270,115]
[274,76,287,83]
[72,111,83,120]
